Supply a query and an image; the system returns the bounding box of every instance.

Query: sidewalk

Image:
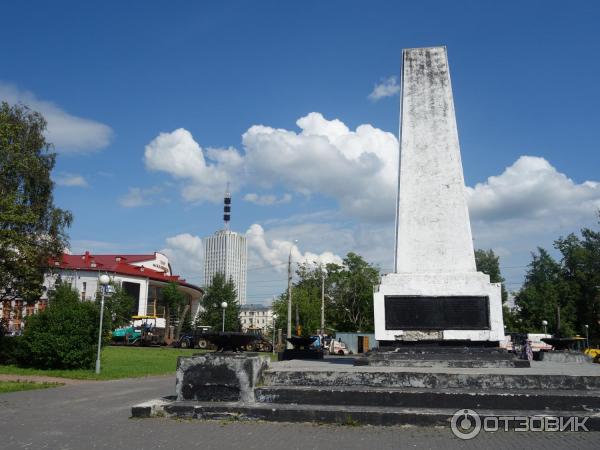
[0,374,90,385]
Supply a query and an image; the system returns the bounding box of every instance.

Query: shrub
[0,334,21,365]
[17,284,101,369]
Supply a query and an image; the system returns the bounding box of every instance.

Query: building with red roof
[0,251,203,336]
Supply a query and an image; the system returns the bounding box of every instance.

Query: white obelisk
[374,47,504,344]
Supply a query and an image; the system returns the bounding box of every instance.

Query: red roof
[49,252,202,293]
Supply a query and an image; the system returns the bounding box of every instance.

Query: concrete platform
[132,356,600,428]
[132,398,600,430]
[265,359,600,390]
[255,385,600,411]
[356,347,529,368]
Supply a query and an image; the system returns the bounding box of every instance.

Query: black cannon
[202,332,258,352]
[279,336,324,361]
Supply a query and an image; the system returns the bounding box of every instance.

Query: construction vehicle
[175,326,214,349]
[111,316,165,346]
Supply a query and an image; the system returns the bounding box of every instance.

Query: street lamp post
[585,324,589,348]
[542,320,548,336]
[221,302,228,332]
[272,313,278,354]
[287,239,298,349]
[95,274,111,375]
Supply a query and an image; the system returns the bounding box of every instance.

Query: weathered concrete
[132,398,600,430]
[175,352,269,403]
[540,351,594,364]
[265,359,600,390]
[374,46,504,343]
[394,46,475,274]
[255,385,600,411]
[356,359,529,368]
[4,374,600,449]
[357,347,528,368]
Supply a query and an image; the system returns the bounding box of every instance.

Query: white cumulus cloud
[368,76,400,101]
[246,223,343,270]
[54,172,88,187]
[142,113,398,220]
[242,112,399,220]
[0,82,113,153]
[161,233,204,278]
[244,193,292,206]
[467,156,600,225]
[118,186,165,208]
[144,128,243,202]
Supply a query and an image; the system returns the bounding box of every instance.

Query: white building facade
[240,304,274,334]
[203,230,247,305]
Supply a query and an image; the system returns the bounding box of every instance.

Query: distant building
[240,303,274,334]
[203,186,247,304]
[2,251,203,334]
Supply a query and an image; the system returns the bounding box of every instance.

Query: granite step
[255,385,600,411]
[264,369,600,390]
[132,398,600,430]
[354,358,529,368]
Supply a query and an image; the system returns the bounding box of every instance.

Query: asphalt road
[0,376,597,449]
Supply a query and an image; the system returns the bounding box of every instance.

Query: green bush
[0,334,21,365]
[17,284,101,369]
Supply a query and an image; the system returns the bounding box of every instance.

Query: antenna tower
[224,182,231,230]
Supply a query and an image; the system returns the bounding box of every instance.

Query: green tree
[272,263,327,337]
[0,102,72,303]
[17,284,100,369]
[327,253,380,332]
[272,253,380,335]
[474,249,519,331]
[198,273,240,332]
[514,248,573,336]
[475,249,508,303]
[554,225,600,340]
[98,284,135,330]
[163,282,190,340]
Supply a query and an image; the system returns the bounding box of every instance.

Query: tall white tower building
[203,187,247,305]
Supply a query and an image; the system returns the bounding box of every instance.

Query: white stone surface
[374,46,504,343]
[395,46,475,273]
[373,272,504,342]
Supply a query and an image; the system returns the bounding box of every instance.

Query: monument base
[373,272,504,343]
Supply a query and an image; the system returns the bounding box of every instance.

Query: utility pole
[295,300,299,333]
[321,266,325,335]
[287,247,293,349]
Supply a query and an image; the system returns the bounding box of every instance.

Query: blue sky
[2,1,600,303]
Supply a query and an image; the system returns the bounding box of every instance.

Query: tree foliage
[197,273,240,332]
[513,216,600,339]
[475,249,508,303]
[474,248,519,331]
[0,102,72,302]
[272,252,380,336]
[17,284,100,369]
[98,284,136,330]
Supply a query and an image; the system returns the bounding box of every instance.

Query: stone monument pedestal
[374,47,504,346]
[175,352,270,403]
[374,272,504,345]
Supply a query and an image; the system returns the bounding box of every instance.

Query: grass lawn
[0,380,62,394]
[0,346,204,380]
[0,346,279,381]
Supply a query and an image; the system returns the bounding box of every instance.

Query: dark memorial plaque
[384,296,489,330]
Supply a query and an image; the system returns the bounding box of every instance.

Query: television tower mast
[224,182,231,230]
